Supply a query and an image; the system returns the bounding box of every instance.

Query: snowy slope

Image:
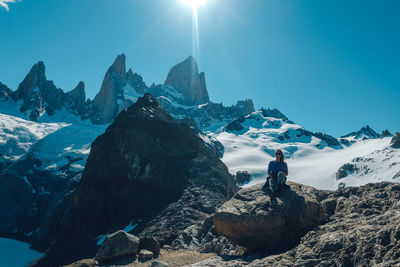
[0,113,66,161]
[0,107,106,172]
[214,110,397,190]
[335,144,400,187]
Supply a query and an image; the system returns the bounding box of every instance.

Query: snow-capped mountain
[336,132,400,186]
[212,109,399,190]
[0,53,398,257]
[0,54,254,250]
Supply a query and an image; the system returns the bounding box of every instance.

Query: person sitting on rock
[263,149,288,194]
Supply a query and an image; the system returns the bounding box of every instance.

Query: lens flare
[180,0,206,60]
[181,0,206,9]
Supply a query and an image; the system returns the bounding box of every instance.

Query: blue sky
[0,0,399,136]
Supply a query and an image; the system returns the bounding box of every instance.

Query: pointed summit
[0,81,13,102]
[110,53,127,84]
[164,56,209,105]
[66,81,89,116]
[380,129,393,138]
[92,54,128,124]
[12,61,65,121]
[341,125,380,140]
[12,61,47,105]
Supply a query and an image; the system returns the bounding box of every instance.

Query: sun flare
[181,0,206,10]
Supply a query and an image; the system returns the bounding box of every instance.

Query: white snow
[0,105,106,172]
[0,238,42,267]
[123,84,144,102]
[214,110,397,190]
[335,145,400,187]
[0,113,66,161]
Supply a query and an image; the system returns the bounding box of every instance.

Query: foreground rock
[187,182,400,266]
[212,182,326,253]
[95,231,139,262]
[34,94,237,266]
[138,249,154,261]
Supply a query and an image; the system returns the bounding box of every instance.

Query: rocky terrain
[32,94,238,266]
[59,181,400,267]
[187,182,400,267]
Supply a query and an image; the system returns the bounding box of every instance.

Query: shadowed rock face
[34,93,237,266]
[164,56,209,105]
[65,81,89,116]
[391,132,400,149]
[0,82,13,102]
[212,182,326,253]
[12,62,66,121]
[381,129,393,138]
[91,54,127,124]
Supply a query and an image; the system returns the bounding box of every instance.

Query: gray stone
[139,237,160,256]
[164,56,209,106]
[138,249,153,261]
[95,230,139,262]
[212,182,326,253]
[151,260,169,267]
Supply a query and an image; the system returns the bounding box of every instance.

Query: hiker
[263,149,288,194]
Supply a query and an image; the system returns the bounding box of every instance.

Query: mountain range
[0,54,399,266]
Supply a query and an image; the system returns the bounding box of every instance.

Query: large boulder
[95,230,139,262]
[212,182,326,253]
[139,237,160,257]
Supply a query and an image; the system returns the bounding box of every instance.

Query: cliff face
[91,54,127,124]
[12,62,66,121]
[164,56,209,105]
[34,94,237,266]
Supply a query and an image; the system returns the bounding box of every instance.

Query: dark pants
[267,172,287,193]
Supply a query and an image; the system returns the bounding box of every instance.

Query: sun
[181,0,206,10]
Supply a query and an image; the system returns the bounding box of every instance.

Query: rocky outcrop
[336,163,357,179]
[234,171,252,185]
[0,82,13,102]
[33,94,237,266]
[391,132,400,149]
[164,56,209,105]
[65,81,90,116]
[95,230,140,263]
[381,129,393,138]
[0,155,80,251]
[91,54,127,124]
[127,69,147,94]
[188,182,400,267]
[12,61,66,121]
[212,182,326,253]
[341,125,380,140]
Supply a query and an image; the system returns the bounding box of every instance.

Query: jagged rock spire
[164,56,209,105]
[91,54,128,124]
